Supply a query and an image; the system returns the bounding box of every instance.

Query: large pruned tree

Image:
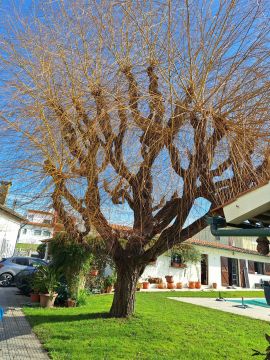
[0,0,269,317]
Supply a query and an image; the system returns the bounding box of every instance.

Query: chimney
[0,181,12,205]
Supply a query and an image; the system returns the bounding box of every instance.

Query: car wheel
[0,273,13,287]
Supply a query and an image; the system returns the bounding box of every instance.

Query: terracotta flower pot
[176,282,183,289]
[195,281,201,289]
[67,298,77,307]
[90,270,99,276]
[212,282,217,289]
[39,293,58,308]
[157,283,165,289]
[142,281,150,289]
[30,293,40,303]
[167,282,175,289]
[106,286,113,293]
[165,275,174,283]
[188,281,195,289]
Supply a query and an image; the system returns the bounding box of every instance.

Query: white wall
[0,211,21,258]
[27,211,53,224]
[18,224,53,245]
[141,246,270,289]
[141,254,199,288]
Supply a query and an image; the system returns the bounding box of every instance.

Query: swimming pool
[229,298,270,308]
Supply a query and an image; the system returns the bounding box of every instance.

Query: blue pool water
[229,298,270,308]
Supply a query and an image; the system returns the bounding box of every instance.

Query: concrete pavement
[169,296,270,322]
[0,287,49,360]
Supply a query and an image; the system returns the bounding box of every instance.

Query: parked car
[0,256,48,287]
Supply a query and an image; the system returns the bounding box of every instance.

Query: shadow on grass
[25,311,112,327]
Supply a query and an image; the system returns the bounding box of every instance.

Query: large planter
[142,282,150,289]
[176,282,183,289]
[167,282,175,289]
[188,281,195,289]
[195,281,201,289]
[212,282,218,289]
[40,293,58,308]
[30,293,40,303]
[165,275,174,283]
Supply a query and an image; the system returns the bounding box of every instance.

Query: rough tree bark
[110,261,145,317]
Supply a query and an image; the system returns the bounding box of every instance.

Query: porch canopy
[209,181,270,254]
[223,181,270,226]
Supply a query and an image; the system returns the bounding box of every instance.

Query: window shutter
[248,260,255,274]
[265,263,270,276]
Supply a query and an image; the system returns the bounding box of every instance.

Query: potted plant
[171,254,181,268]
[142,281,150,289]
[35,266,59,308]
[104,274,116,293]
[176,282,183,289]
[67,298,77,307]
[165,275,174,283]
[30,279,40,303]
[167,282,175,289]
[157,282,166,289]
[212,282,217,289]
[30,292,40,303]
[188,281,195,289]
[195,266,201,289]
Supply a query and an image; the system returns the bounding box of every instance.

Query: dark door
[221,257,229,286]
[201,254,208,285]
[229,258,239,286]
[239,259,246,288]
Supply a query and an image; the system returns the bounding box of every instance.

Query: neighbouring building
[18,209,64,245]
[0,181,26,258]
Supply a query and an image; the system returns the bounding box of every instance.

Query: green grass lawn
[24,291,269,360]
[16,243,38,251]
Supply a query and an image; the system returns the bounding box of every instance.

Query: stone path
[169,296,270,322]
[0,287,49,359]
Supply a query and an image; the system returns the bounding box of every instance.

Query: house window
[265,263,270,276]
[34,230,42,236]
[43,219,52,224]
[22,229,27,234]
[43,230,51,237]
[254,262,264,275]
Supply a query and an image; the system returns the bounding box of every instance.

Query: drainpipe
[208,217,270,237]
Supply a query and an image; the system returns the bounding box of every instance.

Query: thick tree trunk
[110,261,145,318]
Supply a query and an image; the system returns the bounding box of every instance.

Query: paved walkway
[169,297,270,322]
[0,287,49,359]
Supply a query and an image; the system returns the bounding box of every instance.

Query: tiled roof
[188,238,269,257]
[0,203,26,221]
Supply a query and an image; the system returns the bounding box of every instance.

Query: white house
[0,203,26,258]
[18,209,55,245]
[141,237,270,289]
[141,182,270,289]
